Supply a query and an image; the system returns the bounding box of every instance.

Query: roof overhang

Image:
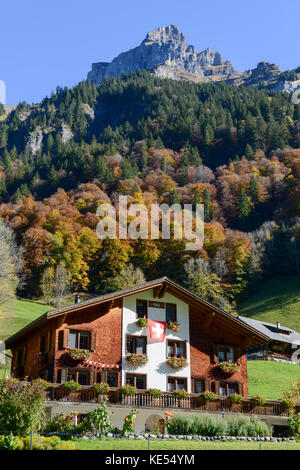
[5,277,269,349]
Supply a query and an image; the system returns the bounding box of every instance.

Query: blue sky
[1,0,300,105]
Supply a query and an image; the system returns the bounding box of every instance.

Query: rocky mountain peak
[87,25,235,85]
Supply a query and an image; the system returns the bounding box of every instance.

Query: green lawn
[239,276,300,331]
[0,298,50,341]
[73,438,300,450]
[247,360,299,399]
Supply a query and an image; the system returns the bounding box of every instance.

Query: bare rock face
[26,127,43,154]
[87,25,235,85]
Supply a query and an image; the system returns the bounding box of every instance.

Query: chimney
[277,321,281,330]
[75,294,80,304]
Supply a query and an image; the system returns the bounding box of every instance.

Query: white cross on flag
[148,320,166,342]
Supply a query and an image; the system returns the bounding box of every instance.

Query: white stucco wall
[122,290,191,392]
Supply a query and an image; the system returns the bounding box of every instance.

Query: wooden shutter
[90,332,96,351]
[235,347,242,364]
[60,368,68,383]
[238,382,243,395]
[47,330,52,352]
[204,378,210,392]
[89,371,95,385]
[211,345,219,363]
[58,330,69,349]
[214,380,220,395]
[23,345,27,366]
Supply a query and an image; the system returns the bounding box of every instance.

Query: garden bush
[0,434,75,450]
[166,413,269,437]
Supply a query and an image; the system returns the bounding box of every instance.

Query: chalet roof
[239,316,300,346]
[5,277,270,349]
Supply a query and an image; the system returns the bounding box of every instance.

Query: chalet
[5,278,269,398]
[239,316,300,363]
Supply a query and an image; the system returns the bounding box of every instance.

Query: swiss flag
[148,320,166,342]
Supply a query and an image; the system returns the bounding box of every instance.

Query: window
[167,340,186,358]
[136,300,147,319]
[218,346,234,363]
[167,377,187,392]
[219,382,238,396]
[166,303,177,323]
[96,371,118,388]
[126,336,146,355]
[39,331,51,353]
[126,374,146,390]
[69,330,90,350]
[67,369,90,385]
[193,378,205,394]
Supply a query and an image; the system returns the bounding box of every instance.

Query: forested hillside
[1,72,300,315]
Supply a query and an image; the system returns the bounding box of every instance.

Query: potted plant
[227,393,243,410]
[126,353,148,367]
[166,321,180,333]
[60,381,81,400]
[218,361,240,375]
[147,388,163,405]
[200,391,217,410]
[119,385,137,406]
[92,383,110,402]
[166,356,188,370]
[136,318,149,328]
[251,394,267,408]
[66,349,91,362]
[173,389,189,408]
[281,398,296,413]
[33,352,48,368]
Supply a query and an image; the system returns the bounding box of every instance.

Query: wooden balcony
[46,385,300,417]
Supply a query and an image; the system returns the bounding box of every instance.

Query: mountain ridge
[87,25,300,93]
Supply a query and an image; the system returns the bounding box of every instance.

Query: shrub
[200,391,217,401]
[165,413,269,437]
[173,389,189,399]
[0,434,75,450]
[66,349,91,361]
[281,398,296,411]
[119,385,137,396]
[122,409,137,436]
[0,378,46,434]
[92,383,110,395]
[136,318,149,328]
[44,413,78,433]
[60,381,81,392]
[126,353,148,366]
[147,388,163,398]
[32,378,50,391]
[251,394,267,406]
[166,356,188,369]
[87,404,111,436]
[227,394,243,404]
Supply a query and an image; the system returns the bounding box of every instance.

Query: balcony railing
[46,385,300,417]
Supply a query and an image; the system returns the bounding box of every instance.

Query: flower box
[167,321,180,333]
[147,388,163,398]
[60,381,81,393]
[92,383,110,395]
[136,318,149,328]
[126,353,148,367]
[66,349,91,362]
[173,389,189,399]
[120,385,137,396]
[166,356,188,370]
[218,361,240,375]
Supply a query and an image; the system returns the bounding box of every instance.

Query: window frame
[69,330,91,350]
[96,370,120,388]
[166,339,187,358]
[166,303,177,323]
[191,376,208,394]
[125,373,147,390]
[136,299,148,319]
[217,345,235,363]
[167,376,188,392]
[219,381,239,397]
[126,335,147,355]
[67,369,90,386]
